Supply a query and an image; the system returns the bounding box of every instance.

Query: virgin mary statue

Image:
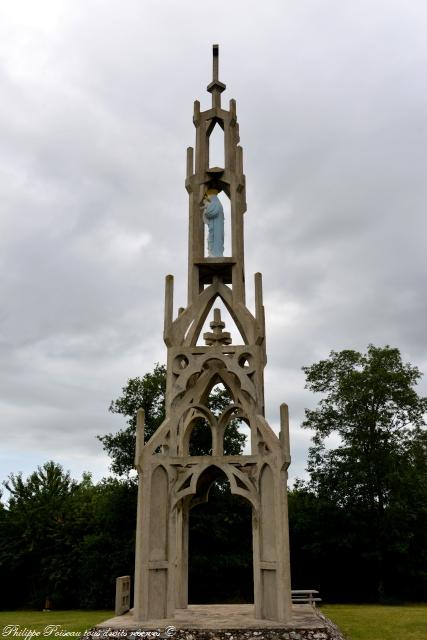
[202,189,224,257]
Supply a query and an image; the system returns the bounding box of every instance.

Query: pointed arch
[171,357,257,418]
[259,464,276,562]
[199,371,236,407]
[193,363,251,414]
[149,465,169,561]
[196,297,238,346]
[217,404,251,455]
[218,403,246,426]
[207,121,224,169]
[186,418,212,456]
[174,354,253,406]
[172,462,258,511]
[179,404,215,456]
[187,464,254,604]
[168,279,259,347]
[185,283,248,346]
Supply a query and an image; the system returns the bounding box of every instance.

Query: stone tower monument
[133,45,292,623]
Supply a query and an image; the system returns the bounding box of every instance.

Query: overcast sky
[1,0,426,489]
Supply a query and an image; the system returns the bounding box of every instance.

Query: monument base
[84,604,345,640]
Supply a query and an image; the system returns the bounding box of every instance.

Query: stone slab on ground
[82,605,345,640]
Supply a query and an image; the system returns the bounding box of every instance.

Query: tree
[0,464,138,610]
[0,462,79,608]
[73,476,137,608]
[98,364,167,476]
[99,363,247,476]
[300,345,427,600]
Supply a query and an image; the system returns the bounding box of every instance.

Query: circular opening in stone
[175,355,189,370]
[238,354,252,369]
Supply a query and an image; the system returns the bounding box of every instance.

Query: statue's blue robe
[204,195,224,257]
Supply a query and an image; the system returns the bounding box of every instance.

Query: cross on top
[207,44,226,108]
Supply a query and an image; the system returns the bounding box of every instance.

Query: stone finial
[213,43,219,81]
[203,308,232,346]
[207,44,226,108]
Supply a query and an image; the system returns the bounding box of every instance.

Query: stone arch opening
[206,381,233,415]
[196,299,245,347]
[204,384,249,455]
[188,466,253,604]
[183,284,250,346]
[220,405,251,454]
[186,417,212,456]
[207,121,224,168]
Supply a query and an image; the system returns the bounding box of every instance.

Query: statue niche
[202,189,225,257]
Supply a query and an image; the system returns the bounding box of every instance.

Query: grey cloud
[1,0,426,484]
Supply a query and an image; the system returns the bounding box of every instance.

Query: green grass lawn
[0,606,426,640]
[0,610,114,637]
[322,604,427,640]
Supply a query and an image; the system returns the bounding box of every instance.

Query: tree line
[0,346,426,610]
